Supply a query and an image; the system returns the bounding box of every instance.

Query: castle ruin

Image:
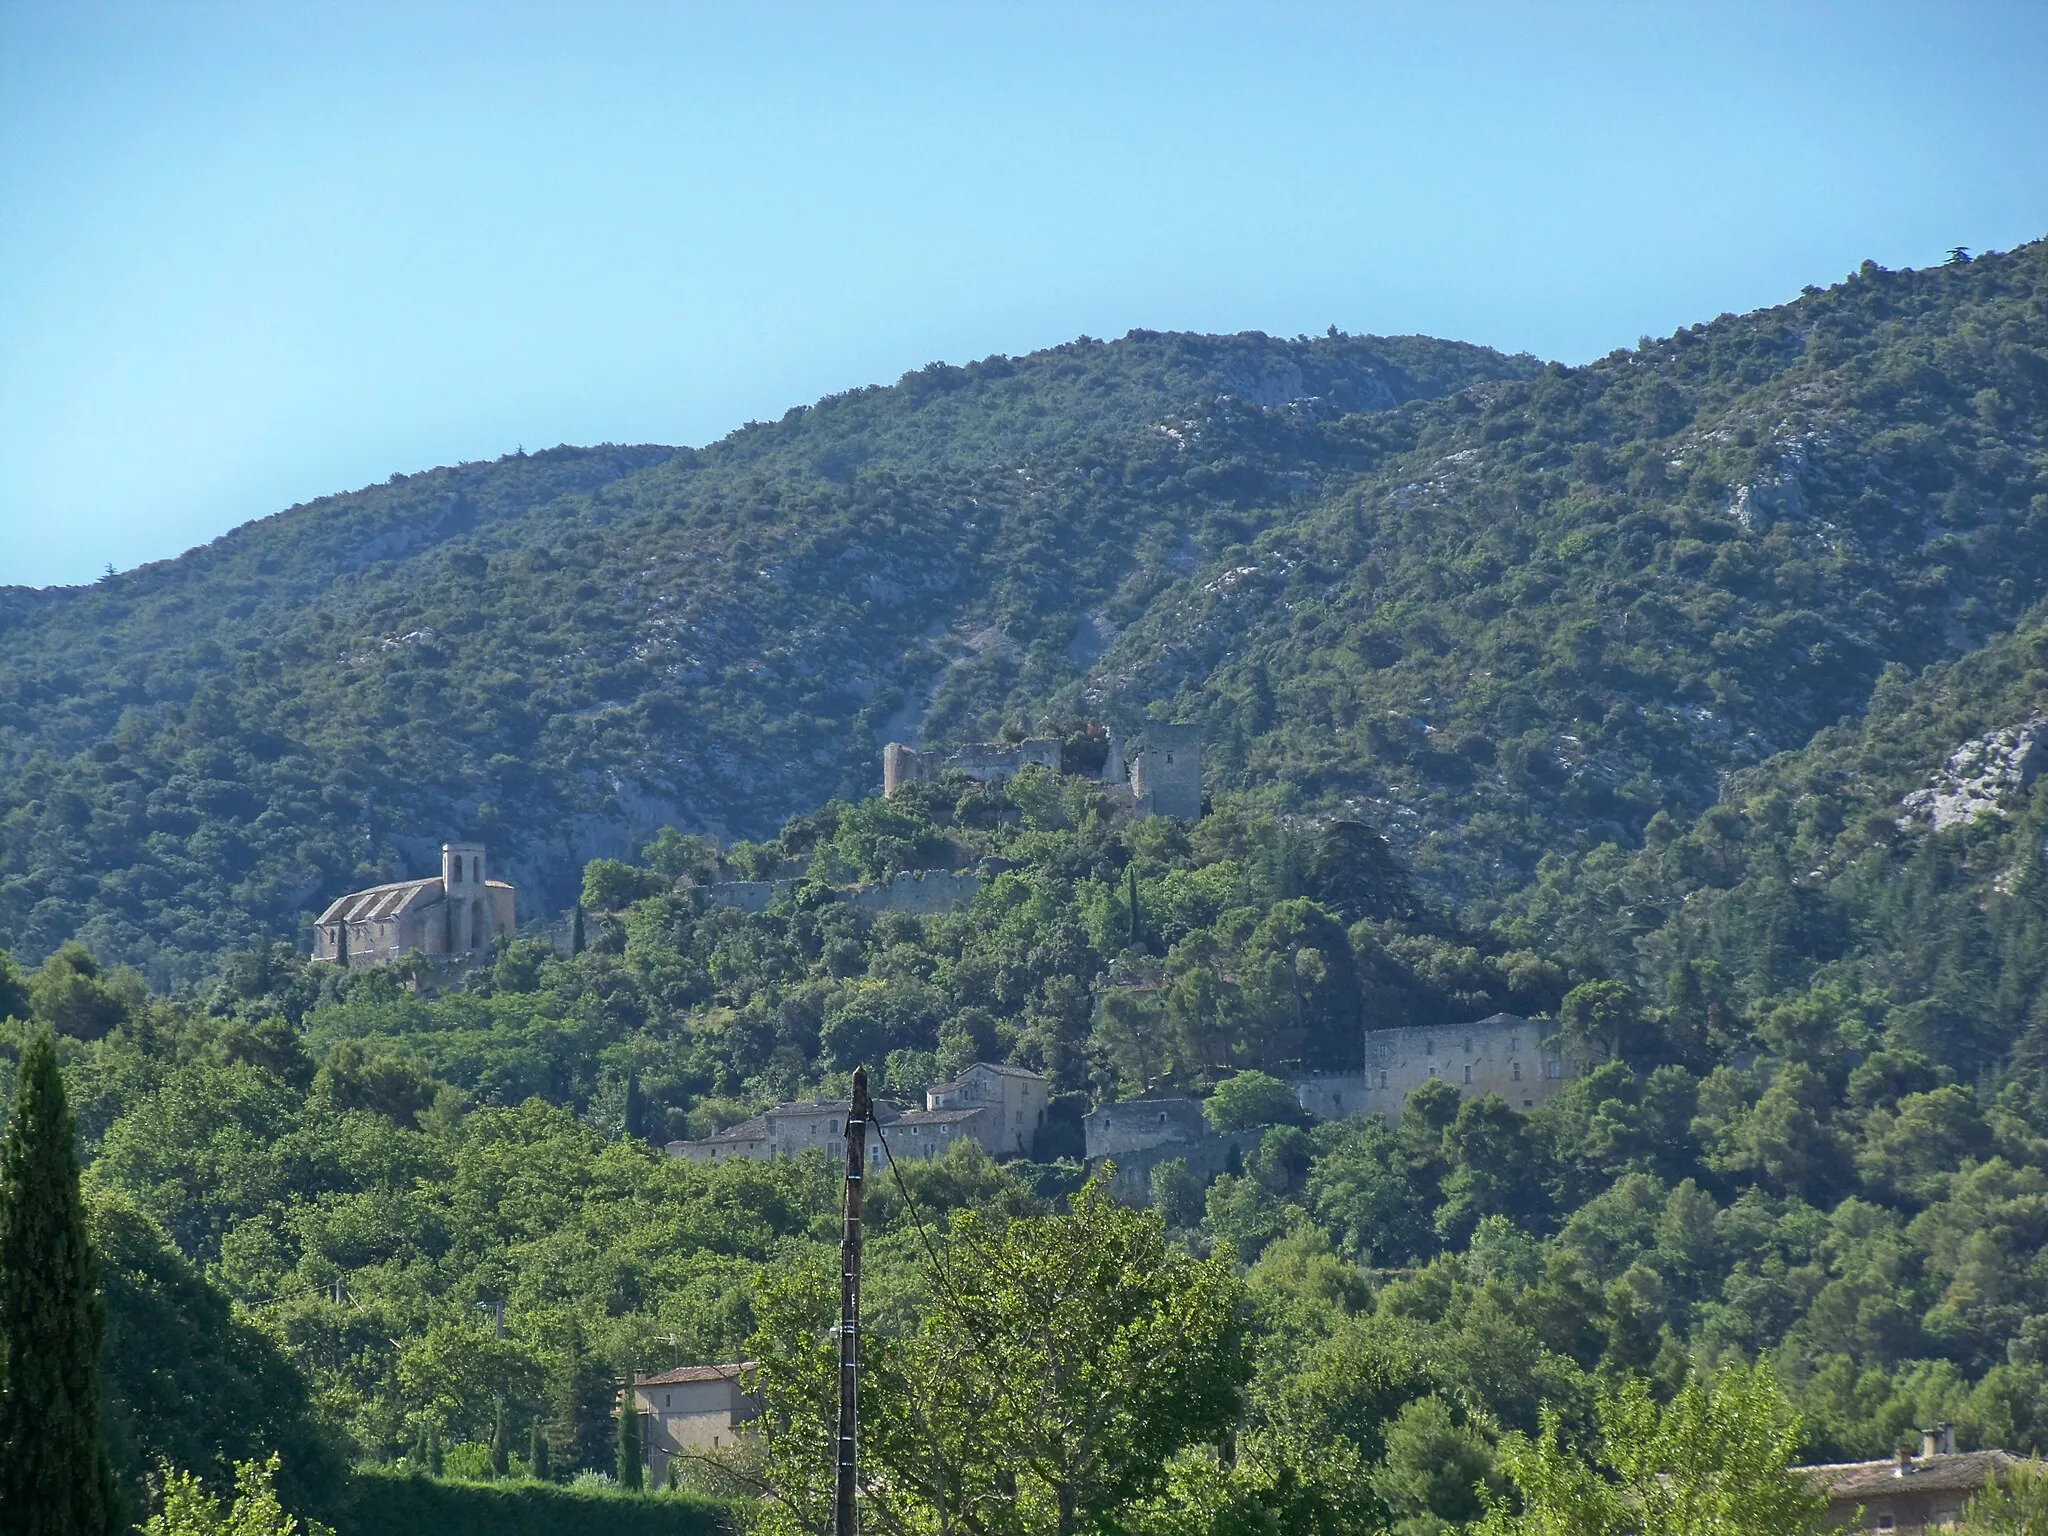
[882,724,1202,819]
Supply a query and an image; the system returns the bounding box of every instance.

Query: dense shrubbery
[12,756,2048,1528]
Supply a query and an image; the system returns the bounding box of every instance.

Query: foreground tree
[0,1029,123,1534]
[1960,1460,2048,1534]
[1479,1363,1828,1536]
[747,1176,1248,1536]
[143,1454,331,1536]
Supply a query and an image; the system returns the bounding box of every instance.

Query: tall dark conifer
[0,1030,121,1534]
[616,1381,643,1490]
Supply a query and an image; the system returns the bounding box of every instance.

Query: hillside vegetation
[0,333,1533,984]
[13,759,2048,1529]
[9,250,2048,986]
[12,235,2048,1523]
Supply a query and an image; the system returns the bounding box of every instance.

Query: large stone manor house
[313,842,515,968]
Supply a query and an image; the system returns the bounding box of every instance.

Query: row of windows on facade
[1376,1034,1531,1059]
[1376,1059,1563,1088]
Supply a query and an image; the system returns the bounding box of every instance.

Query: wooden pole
[835,1067,871,1536]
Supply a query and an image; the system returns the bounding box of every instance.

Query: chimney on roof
[1923,1424,1955,1457]
[1895,1445,1913,1478]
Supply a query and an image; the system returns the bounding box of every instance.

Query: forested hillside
[10,250,2048,986]
[12,232,2048,1512]
[14,756,2048,1530]
[0,332,1534,984]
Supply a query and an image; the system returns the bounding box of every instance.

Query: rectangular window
[1462,1065,1472,1083]
[1512,1062,1522,1081]
[1379,1070,1388,1088]
[1547,1059,1561,1079]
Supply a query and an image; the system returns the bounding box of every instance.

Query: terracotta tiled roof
[1796,1450,2028,1498]
[696,1118,768,1145]
[892,1107,986,1127]
[637,1363,749,1386]
[930,1062,1047,1093]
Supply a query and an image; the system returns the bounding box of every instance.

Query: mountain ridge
[6,245,2048,984]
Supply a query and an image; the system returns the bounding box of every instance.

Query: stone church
[313,842,515,967]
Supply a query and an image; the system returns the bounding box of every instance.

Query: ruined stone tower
[1130,724,1203,819]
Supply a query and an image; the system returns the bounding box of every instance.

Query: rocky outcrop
[1901,719,2048,830]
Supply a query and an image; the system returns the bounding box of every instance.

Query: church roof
[317,874,517,925]
[317,877,446,925]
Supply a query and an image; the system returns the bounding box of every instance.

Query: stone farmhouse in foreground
[1797,1426,2033,1532]
[631,1364,760,1485]
[312,842,515,968]
[665,1061,1049,1166]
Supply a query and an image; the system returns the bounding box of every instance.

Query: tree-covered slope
[9,243,2048,986]
[0,332,1535,983]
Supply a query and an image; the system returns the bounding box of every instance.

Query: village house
[1797,1427,2031,1532]
[312,842,514,968]
[663,1062,1050,1166]
[924,1061,1049,1159]
[1291,1013,1589,1127]
[632,1364,760,1485]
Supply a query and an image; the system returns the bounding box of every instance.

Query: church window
[471,897,487,948]
[1379,1070,1388,1088]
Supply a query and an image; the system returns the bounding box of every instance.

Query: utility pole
[835,1067,872,1536]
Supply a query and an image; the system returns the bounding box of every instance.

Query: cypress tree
[571,902,586,956]
[0,1030,121,1534]
[489,1396,509,1477]
[528,1420,551,1482]
[616,1381,642,1490]
[427,1422,444,1477]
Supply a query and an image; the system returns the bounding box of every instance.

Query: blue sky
[4,2,2045,589]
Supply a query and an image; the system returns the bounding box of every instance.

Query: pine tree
[616,1382,643,1491]
[528,1420,551,1483]
[0,1030,122,1534]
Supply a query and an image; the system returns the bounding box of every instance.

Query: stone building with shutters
[312,842,515,968]
[631,1364,761,1484]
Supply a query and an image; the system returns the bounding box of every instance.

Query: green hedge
[332,1471,734,1536]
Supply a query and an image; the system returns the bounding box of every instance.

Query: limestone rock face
[1900,719,2048,831]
